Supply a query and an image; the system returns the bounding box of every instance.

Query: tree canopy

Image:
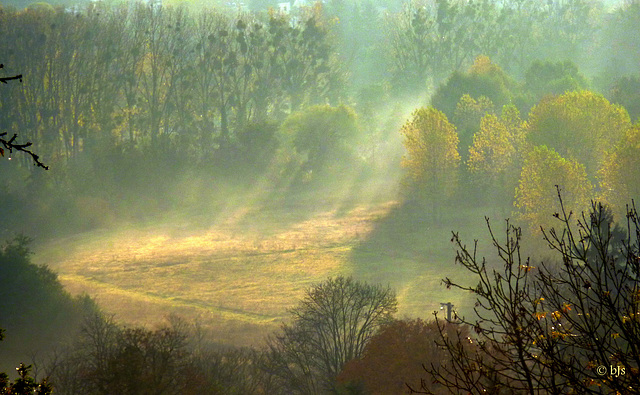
[599,125,640,219]
[400,106,460,213]
[431,55,514,122]
[467,105,526,202]
[526,90,631,178]
[515,145,592,232]
[279,104,359,181]
[339,318,472,395]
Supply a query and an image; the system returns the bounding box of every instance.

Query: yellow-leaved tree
[598,125,640,219]
[452,94,495,161]
[400,107,460,219]
[527,91,631,178]
[468,105,527,207]
[469,114,512,177]
[515,145,593,232]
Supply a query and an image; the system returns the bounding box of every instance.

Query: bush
[279,105,360,184]
[0,235,98,369]
[0,361,52,395]
[338,318,473,395]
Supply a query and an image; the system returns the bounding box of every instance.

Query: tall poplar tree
[400,107,460,219]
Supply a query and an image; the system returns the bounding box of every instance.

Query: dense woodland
[0,0,638,232]
[1,0,640,393]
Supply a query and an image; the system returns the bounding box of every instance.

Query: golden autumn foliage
[400,107,460,202]
[468,105,526,178]
[527,91,631,178]
[598,125,640,219]
[469,113,513,174]
[467,105,526,205]
[453,94,495,159]
[454,95,495,124]
[515,145,593,231]
[469,55,504,78]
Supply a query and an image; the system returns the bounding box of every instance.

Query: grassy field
[32,195,491,348]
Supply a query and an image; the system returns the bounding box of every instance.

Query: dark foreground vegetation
[409,199,640,394]
[1,0,640,393]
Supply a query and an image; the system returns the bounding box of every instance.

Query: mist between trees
[0,0,638,235]
[0,0,639,393]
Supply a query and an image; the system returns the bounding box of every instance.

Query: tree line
[0,0,639,236]
[0,3,343,170]
[1,0,638,171]
[400,55,639,233]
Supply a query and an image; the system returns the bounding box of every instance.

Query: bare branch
[0,132,49,170]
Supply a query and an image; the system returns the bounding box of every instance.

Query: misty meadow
[0,0,639,393]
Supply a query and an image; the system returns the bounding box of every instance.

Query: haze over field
[0,0,639,392]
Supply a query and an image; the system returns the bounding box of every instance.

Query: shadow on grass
[349,196,508,290]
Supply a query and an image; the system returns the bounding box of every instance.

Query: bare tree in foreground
[410,189,640,394]
[263,276,397,394]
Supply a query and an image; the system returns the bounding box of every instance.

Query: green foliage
[279,104,359,181]
[323,1,386,91]
[0,237,55,394]
[0,3,352,235]
[0,362,52,395]
[385,0,516,93]
[524,60,589,101]
[431,56,514,122]
[353,83,399,170]
[608,75,640,123]
[385,0,604,97]
[595,1,640,82]
[0,236,99,366]
[0,0,628,238]
[25,2,54,12]
[234,120,280,172]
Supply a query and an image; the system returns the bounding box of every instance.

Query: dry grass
[33,202,403,346]
[32,195,484,347]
